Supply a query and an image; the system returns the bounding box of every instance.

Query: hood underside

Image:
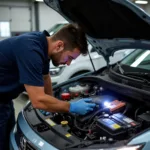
[44,0,150,63]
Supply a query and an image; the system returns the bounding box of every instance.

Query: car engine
[24,79,150,149]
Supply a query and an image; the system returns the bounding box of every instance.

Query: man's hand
[69,98,96,115]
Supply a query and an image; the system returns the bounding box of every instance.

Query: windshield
[120,49,150,72]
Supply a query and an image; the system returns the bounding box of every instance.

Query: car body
[10,0,150,150]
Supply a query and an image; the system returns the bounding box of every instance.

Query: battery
[96,118,126,139]
[111,113,140,129]
[95,113,140,139]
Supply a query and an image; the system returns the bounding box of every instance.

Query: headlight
[98,144,144,150]
[50,66,65,76]
[117,145,143,150]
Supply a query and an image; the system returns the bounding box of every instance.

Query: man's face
[51,48,81,67]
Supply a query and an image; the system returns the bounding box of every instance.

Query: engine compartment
[24,79,150,149]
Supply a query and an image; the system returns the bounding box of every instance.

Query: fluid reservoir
[69,84,89,94]
[61,93,71,101]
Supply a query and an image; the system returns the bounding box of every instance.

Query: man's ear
[56,40,64,53]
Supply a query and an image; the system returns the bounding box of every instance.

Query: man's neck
[46,37,53,57]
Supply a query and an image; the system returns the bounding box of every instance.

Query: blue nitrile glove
[69,98,96,115]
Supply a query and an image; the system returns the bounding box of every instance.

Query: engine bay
[24,79,150,149]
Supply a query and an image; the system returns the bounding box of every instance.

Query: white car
[48,22,131,86]
[50,44,130,85]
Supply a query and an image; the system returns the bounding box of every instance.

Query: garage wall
[38,2,66,31]
[0,1,33,40]
[0,1,66,41]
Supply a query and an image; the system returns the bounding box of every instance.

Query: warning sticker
[65,133,72,138]
[123,118,133,123]
[112,124,121,129]
[45,118,56,126]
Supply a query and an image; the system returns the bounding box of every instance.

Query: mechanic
[0,23,96,150]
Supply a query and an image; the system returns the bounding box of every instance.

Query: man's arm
[43,74,53,96]
[15,44,95,115]
[24,84,70,112]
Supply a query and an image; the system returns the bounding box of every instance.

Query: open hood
[44,0,150,64]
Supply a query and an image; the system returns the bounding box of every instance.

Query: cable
[88,119,97,130]
[134,107,143,119]
[74,116,89,132]
[74,115,101,132]
[86,108,110,124]
[122,104,130,115]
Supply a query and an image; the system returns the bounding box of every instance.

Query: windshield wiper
[116,62,124,74]
[124,72,150,78]
[116,62,150,78]
[116,63,150,84]
[124,72,150,84]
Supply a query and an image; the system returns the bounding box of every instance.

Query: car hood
[44,0,150,64]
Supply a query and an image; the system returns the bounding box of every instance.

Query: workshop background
[0,0,149,118]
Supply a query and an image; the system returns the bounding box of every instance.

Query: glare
[49,31,54,35]
[35,0,43,2]
[131,50,150,67]
[104,101,111,108]
[117,145,141,150]
[135,0,148,4]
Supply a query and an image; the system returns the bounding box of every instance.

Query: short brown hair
[51,23,88,55]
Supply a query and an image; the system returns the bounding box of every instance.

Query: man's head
[48,23,88,66]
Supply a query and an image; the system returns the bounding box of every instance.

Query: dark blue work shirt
[0,30,50,100]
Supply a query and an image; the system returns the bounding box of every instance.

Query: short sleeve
[15,48,44,86]
[42,59,50,75]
